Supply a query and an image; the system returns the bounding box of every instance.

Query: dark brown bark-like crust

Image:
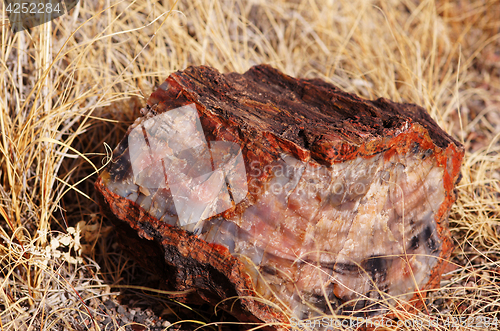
[95,65,464,329]
[95,179,278,328]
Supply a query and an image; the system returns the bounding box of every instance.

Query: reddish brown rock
[95,65,464,329]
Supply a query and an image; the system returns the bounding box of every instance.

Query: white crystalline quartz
[105,103,446,319]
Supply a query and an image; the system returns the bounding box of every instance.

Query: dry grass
[0,0,499,330]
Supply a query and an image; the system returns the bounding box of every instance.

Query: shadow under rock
[59,98,241,331]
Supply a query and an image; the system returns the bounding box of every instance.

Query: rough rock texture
[95,65,464,329]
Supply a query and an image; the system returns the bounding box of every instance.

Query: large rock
[95,65,464,328]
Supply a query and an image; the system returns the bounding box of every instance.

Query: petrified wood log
[95,65,464,328]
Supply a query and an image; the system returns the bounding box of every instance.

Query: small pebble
[117,305,127,315]
[104,299,116,309]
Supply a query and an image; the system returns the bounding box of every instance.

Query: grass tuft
[1,0,499,329]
